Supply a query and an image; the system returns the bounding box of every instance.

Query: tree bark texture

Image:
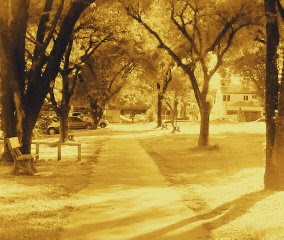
[59,100,70,143]
[90,100,103,129]
[264,0,280,189]
[157,93,163,128]
[59,73,72,143]
[198,102,210,147]
[0,0,29,162]
[265,42,284,189]
[59,114,69,143]
[0,58,17,162]
[171,98,179,133]
[268,116,284,189]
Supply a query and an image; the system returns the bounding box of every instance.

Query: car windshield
[68,117,83,122]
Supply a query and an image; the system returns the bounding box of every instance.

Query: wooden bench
[32,141,82,161]
[161,123,168,129]
[7,137,37,175]
[172,125,180,133]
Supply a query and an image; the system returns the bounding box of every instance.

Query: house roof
[220,85,257,94]
[229,101,260,108]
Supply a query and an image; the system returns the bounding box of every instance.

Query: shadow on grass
[139,132,265,185]
[128,190,272,240]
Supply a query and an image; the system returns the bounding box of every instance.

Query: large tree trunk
[90,100,104,129]
[0,0,29,162]
[91,109,103,129]
[59,72,71,143]
[0,69,17,162]
[268,116,284,189]
[171,97,179,133]
[50,96,70,143]
[265,44,284,189]
[198,101,210,147]
[264,0,280,189]
[59,117,69,142]
[157,93,163,128]
[21,114,37,154]
[59,106,69,143]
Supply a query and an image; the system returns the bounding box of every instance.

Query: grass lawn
[140,122,284,240]
[0,135,106,240]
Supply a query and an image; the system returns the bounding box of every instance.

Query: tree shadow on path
[129,190,272,240]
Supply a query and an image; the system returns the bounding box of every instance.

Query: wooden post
[58,143,61,161]
[78,144,81,161]
[36,143,39,160]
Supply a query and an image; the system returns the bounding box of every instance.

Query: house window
[223,95,231,101]
[252,95,257,99]
[243,95,249,101]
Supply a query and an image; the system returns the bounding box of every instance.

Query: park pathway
[60,134,211,240]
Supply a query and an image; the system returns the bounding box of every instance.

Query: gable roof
[220,85,257,94]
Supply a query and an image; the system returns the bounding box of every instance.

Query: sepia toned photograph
[0,0,284,239]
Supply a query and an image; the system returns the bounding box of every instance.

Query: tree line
[0,0,284,190]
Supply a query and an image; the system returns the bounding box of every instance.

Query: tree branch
[108,62,132,92]
[64,39,74,73]
[39,0,95,89]
[165,100,173,111]
[277,0,284,20]
[123,2,204,107]
[170,1,201,58]
[162,66,172,95]
[33,0,53,61]
[49,88,61,116]
[30,0,64,75]
[68,35,109,73]
[205,20,235,55]
[208,23,250,80]
[25,49,33,62]
[70,68,80,97]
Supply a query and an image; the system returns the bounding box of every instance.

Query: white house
[210,85,263,121]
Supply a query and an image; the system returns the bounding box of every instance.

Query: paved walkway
[60,135,211,240]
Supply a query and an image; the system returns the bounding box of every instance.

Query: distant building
[106,102,149,123]
[104,109,121,123]
[210,85,263,121]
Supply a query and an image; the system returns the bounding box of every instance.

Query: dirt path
[60,134,211,240]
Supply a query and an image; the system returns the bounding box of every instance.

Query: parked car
[47,116,109,135]
[120,115,132,123]
[133,114,146,122]
[98,118,109,128]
